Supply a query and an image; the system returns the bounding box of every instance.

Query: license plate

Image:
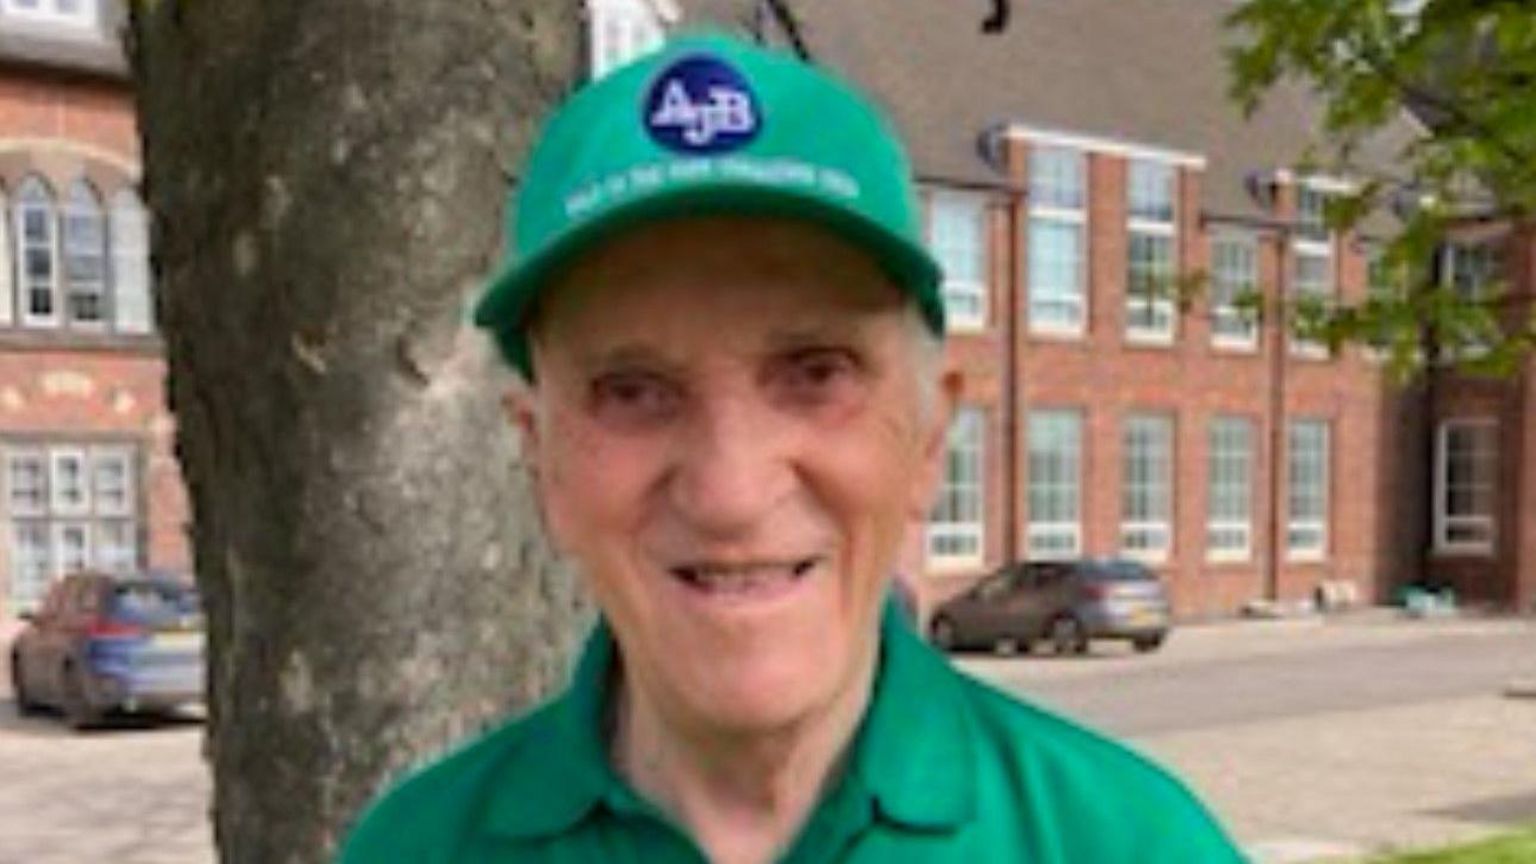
[152,632,204,652]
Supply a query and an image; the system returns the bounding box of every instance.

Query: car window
[1027,563,1067,588]
[111,583,202,628]
[976,573,1012,601]
[1081,560,1155,582]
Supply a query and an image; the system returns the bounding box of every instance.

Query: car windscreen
[109,582,202,628]
[1080,561,1155,582]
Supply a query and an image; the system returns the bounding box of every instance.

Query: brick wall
[915,134,1417,621]
[0,65,188,618]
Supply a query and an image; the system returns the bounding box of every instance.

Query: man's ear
[500,382,542,466]
[908,369,963,521]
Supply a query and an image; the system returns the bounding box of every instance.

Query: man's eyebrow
[572,344,682,375]
[763,323,871,352]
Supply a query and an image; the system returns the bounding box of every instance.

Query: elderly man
[340,34,1245,864]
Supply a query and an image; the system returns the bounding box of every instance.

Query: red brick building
[712,0,1409,618]
[0,0,189,621]
[0,0,1527,626]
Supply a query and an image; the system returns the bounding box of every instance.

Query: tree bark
[129,3,588,861]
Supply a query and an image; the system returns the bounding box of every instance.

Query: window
[1027,409,1082,559]
[1207,417,1253,561]
[1126,160,1176,344]
[1211,233,1259,349]
[588,0,665,78]
[927,407,985,564]
[111,188,153,334]
[5,442,142,613]
[929,192,987,331]
[1442,243,1498,301]
[1,0,97,29]
[14,176,57,327]
[1028,146,1086,335]
[1291,186,1333,358]
[1435,420,1496,554]
[6,178,155,335]
[62,181,107,328]
[1286,419,1329,559]
[1120,413,1172,561]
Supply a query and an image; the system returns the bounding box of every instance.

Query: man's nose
[666,395,794,536]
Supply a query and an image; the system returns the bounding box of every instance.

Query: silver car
[929,559,1171,655]
[10,572,204,729]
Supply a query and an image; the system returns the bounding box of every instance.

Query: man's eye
[771,348,863,407]
[589,373,681,426]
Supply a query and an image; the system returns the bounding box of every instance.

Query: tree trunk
[128,4,588,861]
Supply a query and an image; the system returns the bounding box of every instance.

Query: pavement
[963,609,1536,862]
[0,608,1531,863]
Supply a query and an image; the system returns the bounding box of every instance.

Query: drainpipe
[1265,217,1290,603]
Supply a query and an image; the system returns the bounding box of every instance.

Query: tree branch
[981,0,1010,34]
[760,0,810,60]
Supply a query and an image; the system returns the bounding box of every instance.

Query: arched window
[110,187,152,334]
[62,180,106,328]
[13,176,57,328]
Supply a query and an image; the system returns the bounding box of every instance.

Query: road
[0,612,1531,863]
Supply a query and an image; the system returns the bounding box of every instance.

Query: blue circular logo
[643,54,762,154]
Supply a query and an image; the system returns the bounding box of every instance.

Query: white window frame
[14,177,59,329]
[9,521,50,614]
[94,519,136,574]
[587,0,667,78]
[1027,146,1087,337]
[1,0,98,30]
[927,407,985,567]
[1120,413,1173,562]
[91,446,133,517]
[1286,419,1330,561]
[6,448,47,517]
[1210,232,1260,352]
[1206,417,1254,562]
[1290,184,1334,359]
[111,187,154,334]
[62,180,108,330]
[1434,419,1496,555]
[49,447,89,516]
[1026,409,1083,560]
[1125,160,1178,346]
[52,519,91,577]
[928,190,988,332]
[0,186,12,326]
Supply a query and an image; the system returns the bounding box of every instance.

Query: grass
[1360,826,1536,863]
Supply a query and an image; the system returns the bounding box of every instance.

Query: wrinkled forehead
[527,215,913,373]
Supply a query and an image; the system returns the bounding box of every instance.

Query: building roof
[681,0,1420,224]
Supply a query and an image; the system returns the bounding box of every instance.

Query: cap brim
[473,181,944,377]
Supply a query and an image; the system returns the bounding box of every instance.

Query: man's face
[516,215,949,734]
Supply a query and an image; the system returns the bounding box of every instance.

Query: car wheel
[1133,634,1165,653]
[929,615,960,652]
[9,652,41,716]
[61,663,102,731]
[1048,615,1089,656]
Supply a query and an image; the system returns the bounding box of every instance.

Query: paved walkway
[966,611,1536,862]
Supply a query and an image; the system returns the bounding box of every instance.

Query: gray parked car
[9,571,204,729]
[929,559,1170,655]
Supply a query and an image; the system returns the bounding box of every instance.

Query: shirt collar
[480,600,977,839]
[851,601,977,830]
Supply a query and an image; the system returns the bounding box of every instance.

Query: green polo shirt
[338,605,1247,862]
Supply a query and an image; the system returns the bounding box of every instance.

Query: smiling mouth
[669,558,821,596]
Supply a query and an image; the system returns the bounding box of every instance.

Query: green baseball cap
[473,32,945,377]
